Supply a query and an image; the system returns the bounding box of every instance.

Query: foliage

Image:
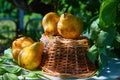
[0,0,43,48]
[23,13,44,41]
[0,48,51,80]
[0,0,18,18]
[0,20,16,52]
[87,0,120,75]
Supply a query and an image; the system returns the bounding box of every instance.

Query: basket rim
[42,67,97,78]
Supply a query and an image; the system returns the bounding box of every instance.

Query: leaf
[97,30,108,47]
[28,0,33,5]
[87,45,99,63]
[3,48,12,59]
[23,71,51,80]
[0,64,22,74]
[99,0,118,28]
[41,0,52,4]
[2,73,18,80]
[30,13,42,19]
[48,35,54,39]
[95,52,109,77]
[90,19,100,40]
[36,71,51,80]
[116,34,120,43]
[23,72,39,78]
[98,53,108,68]
[0,67,6,75]
[96,27,116,47]
[99,47,107,56]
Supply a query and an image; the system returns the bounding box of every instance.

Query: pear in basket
[57,13,83,39]
[42,12,60,36]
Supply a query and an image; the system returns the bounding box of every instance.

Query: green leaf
[99,0,118,28]
[96,53,109,76]
[23,71,39,78]
[0,64,22,74]
[2,73,18,80]
[0,67,6,75]
[3,48,12,59]
[30,13,42,19]
[99,47,107,56]
[28,0,33,5]
[36,72,51,80]
[90,19,100,40]
[95,54,104,76]
[98,53,108,68]
[116,34,120,43]
[87,45,99,63]
[23,71,51,80]
[96,27,116,47]
[41,0,52,4]
[48,35,54,39]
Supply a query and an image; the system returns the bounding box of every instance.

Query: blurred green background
[0,0,101,53]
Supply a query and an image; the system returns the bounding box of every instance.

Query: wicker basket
[40,34,97,78]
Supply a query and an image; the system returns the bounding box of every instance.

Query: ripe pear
[18,42,44,70]
[12,37,34,60]
[42,12,60,36]
[57,13,83,39]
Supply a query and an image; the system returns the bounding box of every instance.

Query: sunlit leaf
[41,0,52,4]
[116,34,120,43]
[28,0,33,5]
[90,19,100,40]
[2,73,18,80]
[99,0,118,28]
[3,48,12,59]
[23,71,51,80]
[23,71,39,78]
[87,45,99,63]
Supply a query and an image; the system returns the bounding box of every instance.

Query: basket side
[40,35,97,78]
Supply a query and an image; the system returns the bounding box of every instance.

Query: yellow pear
[57,13,83,39]
[18,42,44,70]
[12,37,34,60]
[42,12,60,36]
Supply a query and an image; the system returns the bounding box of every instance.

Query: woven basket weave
[40,34,97,78]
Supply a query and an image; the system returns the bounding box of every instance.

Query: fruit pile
[12,37,44,70]
[11,12,83,71]
[42,12,83,39]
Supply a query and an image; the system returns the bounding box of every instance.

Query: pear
[12,37,34,60]
[42,12,60,36]
[18,42,44,70]
[57,13,83,39]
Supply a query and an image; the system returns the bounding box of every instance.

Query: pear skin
[42,12,60,36]
[18,42,44,70]
[12,37,34,60]
[57,13,83,39]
